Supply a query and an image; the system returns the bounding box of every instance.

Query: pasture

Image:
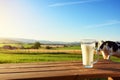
[0,43,120,63]
[0,49,81,63]
[0,49,120,63]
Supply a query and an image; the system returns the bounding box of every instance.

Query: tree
[45,46,52,49]
[33,42,41,49]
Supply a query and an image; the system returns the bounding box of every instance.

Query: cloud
[85,20,120,29]
[49,0,101,7]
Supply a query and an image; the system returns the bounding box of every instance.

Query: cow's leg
[107,52,114,60]
[107,55,111,60]
[101,51,109,59]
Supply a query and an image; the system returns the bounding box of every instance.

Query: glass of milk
[81,39,99,68]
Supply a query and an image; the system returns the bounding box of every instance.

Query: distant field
[0,43,33,48]
[0,43,20,47]
[55,45,81,50]
[0,43,80,50]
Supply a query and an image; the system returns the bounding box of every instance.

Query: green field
[0,49,120,63]
[0,44,120,63]
[0,43,20,47]
[0,51,81,63]
[0,43,80,50]
[56,45,81,50]
[0,43,33,48]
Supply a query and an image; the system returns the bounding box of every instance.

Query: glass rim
[80,39,96,44]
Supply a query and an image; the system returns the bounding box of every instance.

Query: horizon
[0,0,120,42]
[0,37,120,43]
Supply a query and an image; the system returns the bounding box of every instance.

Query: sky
[0,0,120,42]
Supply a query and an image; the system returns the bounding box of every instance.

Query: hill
[0,38,21,44]
[0,38,80,45]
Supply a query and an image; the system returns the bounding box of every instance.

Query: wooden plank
[0,60,119,80]
[0,61,83,80]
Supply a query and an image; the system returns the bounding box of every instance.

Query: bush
[45,46,52,49]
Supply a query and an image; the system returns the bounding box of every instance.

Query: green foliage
[32,42,41,49]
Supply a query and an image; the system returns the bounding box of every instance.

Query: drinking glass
[81,39,99,68]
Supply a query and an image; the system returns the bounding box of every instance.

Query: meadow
[0,51,81,63]
[0,43,120,63]
[0,48,120,64]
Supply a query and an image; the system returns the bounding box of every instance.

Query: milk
[81,43,94,68]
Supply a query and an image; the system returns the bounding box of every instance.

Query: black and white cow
[97,41,120,60]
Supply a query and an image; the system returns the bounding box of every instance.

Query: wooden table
[0,60,119,80]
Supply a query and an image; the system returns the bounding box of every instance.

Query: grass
[56,45,80,50]
[0,50,82,63]
[0,43,20,47]
[0,49,120,63]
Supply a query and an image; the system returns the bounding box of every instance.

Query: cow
[96,41,120,60]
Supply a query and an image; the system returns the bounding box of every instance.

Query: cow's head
[98,41,119,60]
